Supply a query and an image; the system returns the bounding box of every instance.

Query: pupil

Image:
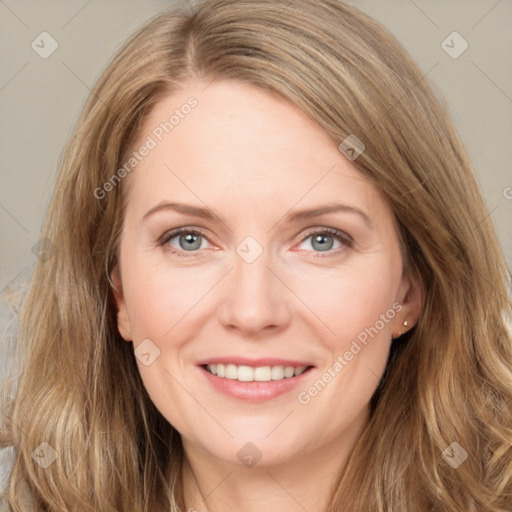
[313,234,333,251]
[181,233,201,250]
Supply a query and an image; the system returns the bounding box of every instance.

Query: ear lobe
[110,265,133,342]
[393,271,424,338]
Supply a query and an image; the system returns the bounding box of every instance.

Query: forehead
[123,79,385,223]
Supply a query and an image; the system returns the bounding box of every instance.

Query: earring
[397,320,408,338]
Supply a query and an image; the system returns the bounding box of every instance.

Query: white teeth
[271,366,284,380]
[225,364,238,379]
[294,366,306,376]
[205,363,309,381]
[284,366,295,378]
[254,366,271,381]
[237,365,254,382]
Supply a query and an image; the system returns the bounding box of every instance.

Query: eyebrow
[143,201,373,228]
[283,203,373,228]
[143,202,224,222]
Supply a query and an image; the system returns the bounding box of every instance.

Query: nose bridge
[217,236,290,334]
[234,244,273,296]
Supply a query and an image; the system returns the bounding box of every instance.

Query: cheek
[122,258,220,340]
[288,260,398,342]
[292,268,398,430]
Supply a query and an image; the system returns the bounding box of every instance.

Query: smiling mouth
[202,363,314,382]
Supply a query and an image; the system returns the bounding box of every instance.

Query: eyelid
[159,226,208,245]
[296,226,353,244]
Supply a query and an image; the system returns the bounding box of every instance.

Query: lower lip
[199,365,314,402]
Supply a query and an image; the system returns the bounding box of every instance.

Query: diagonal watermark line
[61,59,134,135]
[265,410,294,438]
[61,60,92,92]
[0,202,29,233]
[3,412,30,444]
[265,266,336,335]
[0,0,29,29]
[472,0,502,29]
[406,0,439,29]
[197,470,233,504]
[467,205,512,306]
[184,0,195,15]
[61,0,93,29]
[275,0,295,18]
[0,62,29,92]
[475,204,500,229]
[164,267,234,337]
[0,265,29,297]
[266,471,310,512]
[163,367,234,438]
[433,200,512,308]
[374,62,439,128]
[367,367,380,382]
[200,75,217,93]
[164,163,233,233]
[184,0,206,13]
[267,164,336,233]
[472,61,512,104]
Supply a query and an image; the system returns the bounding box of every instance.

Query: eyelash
[159,226,353,259]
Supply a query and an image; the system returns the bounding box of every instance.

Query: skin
[111,79,422,512]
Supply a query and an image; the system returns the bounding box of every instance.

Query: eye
[159,226,353,258]
[159,228,212,257]
[295,227,353,257]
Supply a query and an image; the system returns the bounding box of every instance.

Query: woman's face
[112,80,421,468]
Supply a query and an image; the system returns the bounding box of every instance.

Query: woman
[1,0,511,510]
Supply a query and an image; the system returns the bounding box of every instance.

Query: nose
[216,247,292,337]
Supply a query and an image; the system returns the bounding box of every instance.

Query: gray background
[0,0,511,405]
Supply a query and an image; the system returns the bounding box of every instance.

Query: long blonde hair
[2,0,511,510]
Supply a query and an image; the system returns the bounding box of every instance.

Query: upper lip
[197,356,314,368]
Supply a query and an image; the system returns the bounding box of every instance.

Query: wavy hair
[1,0,511,510]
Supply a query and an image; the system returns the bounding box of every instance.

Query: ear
[110,265,133,342]
[392,270,424,339]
